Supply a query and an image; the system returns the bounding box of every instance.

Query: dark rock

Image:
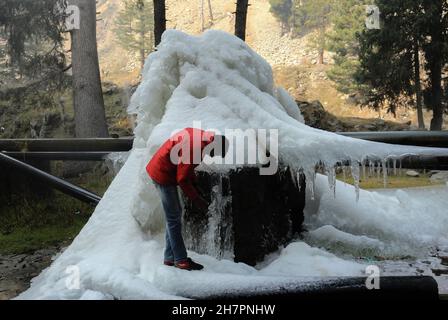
[102,82,119,95]
[297,100,333,130]
[182,166,306,266]
[431,268,448,276]
[296,100,411,132]
[440,256,448,266]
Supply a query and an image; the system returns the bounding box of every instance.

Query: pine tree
[293,0,333,64]
[326,0,370,94]
[358,0,447,130]
[421,0,447,130]
[269,0,293,35]
[114,0,154,71]
[0,0,67,94]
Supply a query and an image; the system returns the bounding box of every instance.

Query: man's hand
[193,196,209,211]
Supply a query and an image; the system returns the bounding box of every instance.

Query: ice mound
[18,30,448,299]
[305,175,448,258]
[127,30,448,229]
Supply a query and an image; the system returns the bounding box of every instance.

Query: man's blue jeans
[153,181,188,262]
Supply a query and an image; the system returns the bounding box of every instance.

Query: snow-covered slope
[19,31,448,299]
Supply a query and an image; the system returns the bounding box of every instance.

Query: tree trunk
[414,42,425,129]
[140,48,146,72]
[318,48,324,65]
[425,0,444,131]
[289,3,295,38]
[153,0,166,46]
[235,0,249,41]
[140,17,146,71]
[69,0,108,138]
[207,0,214,22]
[200,0,205,32]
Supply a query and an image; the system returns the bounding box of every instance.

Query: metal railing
[1,131,447,204]
[0,152,101,204]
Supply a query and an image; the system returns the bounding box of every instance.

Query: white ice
[18,30,448,299]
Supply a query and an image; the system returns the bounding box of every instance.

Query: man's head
[207,134,229,158]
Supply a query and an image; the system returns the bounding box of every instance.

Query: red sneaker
[175,258,204,271]
[164,260,174,266]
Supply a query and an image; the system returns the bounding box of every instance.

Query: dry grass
[336,170,442,189]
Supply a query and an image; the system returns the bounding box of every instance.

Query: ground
[0,245,65,300]
[0,165,115,300]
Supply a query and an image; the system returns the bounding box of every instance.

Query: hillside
[95,0,443,129]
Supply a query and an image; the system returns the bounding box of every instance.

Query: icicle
[351,161,360,202]
[393,158,397,176]
[327,165,336,198]
[205,173,233,260]
[376,161,381,180]
[297,171,302,192]
[290,167,298,188]
[369,160,374,178]
[306,169,316,201]
[361,159,367,181]
[382,159,388,188]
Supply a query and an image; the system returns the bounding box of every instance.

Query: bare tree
[69,0,108,138]
[200,0,205,32]
[207,0,214,22]
[235,0,249,41]
[200,0,214,31]
[413,43,425,129]
[153,0,166,46]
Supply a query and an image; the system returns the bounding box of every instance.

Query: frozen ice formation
[18,30,448,299]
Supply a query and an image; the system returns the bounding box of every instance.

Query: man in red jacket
[147,128,229,271]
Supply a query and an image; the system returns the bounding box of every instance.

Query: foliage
[269,0,293,34]
[114,0,154,70]
[0,0,68,95]
[357,0,447,121]
[292,0,334,63]
[326,0,370,94]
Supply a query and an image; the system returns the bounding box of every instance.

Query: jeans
[153,181,188,262]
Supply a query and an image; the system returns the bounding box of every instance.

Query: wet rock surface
[0,246,63,300]
[182,166,306,266]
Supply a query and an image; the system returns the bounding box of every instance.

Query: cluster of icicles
[294,156,416,202]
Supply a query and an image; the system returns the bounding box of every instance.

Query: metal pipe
[338,154,448,170]
[1,131,447,153]
[0,137,134,152]
[0,152,101,205]
[3,151,110,161]
[0,132,447,169]
[339,131,448,148]
[186,276,439,300]
[0,132,447,153]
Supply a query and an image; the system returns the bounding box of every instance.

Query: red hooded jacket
[146,128,215,201]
